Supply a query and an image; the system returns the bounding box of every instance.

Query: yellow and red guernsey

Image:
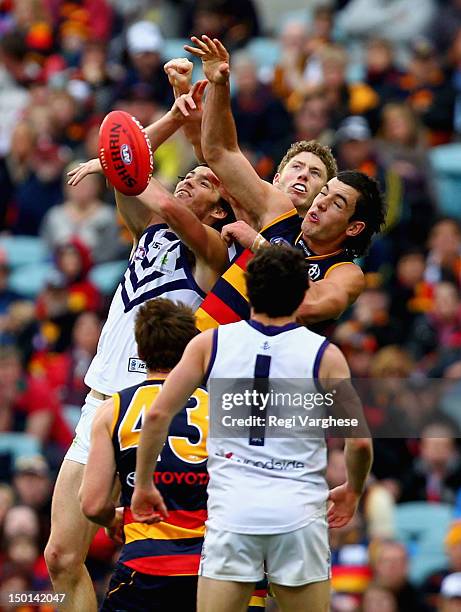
[111,379,208,576]
[196,209,301,331]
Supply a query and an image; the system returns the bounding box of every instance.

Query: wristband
[250,234,267,253]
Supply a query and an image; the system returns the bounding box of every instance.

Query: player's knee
[45,540,85,578]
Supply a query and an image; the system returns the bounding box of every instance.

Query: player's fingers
[176,98,190,117]
[68,169,85,185]
[185,94,197,110]
[201,34,218,55]
[191,36,211,53]
[191,80,206,102]
[213,38,229,59]
[184,44,205,57]
[156,500,169,519]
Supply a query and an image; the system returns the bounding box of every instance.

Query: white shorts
[199,514,331,587]
[64,393,105,464]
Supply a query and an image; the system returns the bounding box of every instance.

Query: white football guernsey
[206,319,330,534]
[85,224,205,395]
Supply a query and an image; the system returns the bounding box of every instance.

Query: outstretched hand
[171,80,207,123]
[184,35,230,84]
[327,483,360,529]
[67,158,102,186]
[131,484,169,524]
[164,57,194,96]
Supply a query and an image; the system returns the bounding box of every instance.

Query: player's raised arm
[67,82,208,241]
[164,58,205,162]
[79,400,119,528]
[132,331,213,522]
[115,170,229,277]
[296,263,365,324]
[185,35,293,228]
[319,344,373,529]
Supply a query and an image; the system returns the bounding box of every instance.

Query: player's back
[85,224,206,395]
[112,378,209,576]
[206,319,330,535]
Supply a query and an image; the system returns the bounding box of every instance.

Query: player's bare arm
[296,263,365,324]
[319,344,373,529]
[122,175,229,287]
[67,80,206,240]
[132,331,213,523]
[79,399,119,528]
[185,35,293,229]
[164,58,205,162]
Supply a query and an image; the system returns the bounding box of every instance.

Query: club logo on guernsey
[270,236,291,247]
[134,245,146,261]
[308,263,321,280]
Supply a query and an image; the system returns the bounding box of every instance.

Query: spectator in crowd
[9,139,69,236]
[361,583,399,612]
[377,102,436,248]
[389,249,433,343]
[428,0,461,57]
[447,28,461,138]
[425,219,461,290]
[40,165,121,263]
[407,281,461,365]
[0,252,23,319]
[272,20,310,109]
[181,0,260,51]
[230,51,293,175]
[372,540,429,611]
[53,239,101,312]
[399,40,455,146]
[336,0,435,47]
[113,20,173,109]
[438,572,461,612]
[423,522,461,610]
[363,38,402,105]
[399,422,461,504]
[291,88,334,146]
[30,310,101,413]
[0,345,72,460]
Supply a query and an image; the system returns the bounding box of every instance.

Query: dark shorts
[100,562,267,611]
[100,563,198,612]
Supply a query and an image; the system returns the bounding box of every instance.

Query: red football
[98,110,153,196]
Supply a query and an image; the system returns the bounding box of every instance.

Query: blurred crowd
[1,0,461,610]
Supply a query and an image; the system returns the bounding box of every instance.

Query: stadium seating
[8,261,54,298]
[0,236,49,269]
[0,433,41,463]
[429,144,461,219]
[395,501,452,584]
[89,260,127,295]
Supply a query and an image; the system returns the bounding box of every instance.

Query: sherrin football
[98,110,154,196]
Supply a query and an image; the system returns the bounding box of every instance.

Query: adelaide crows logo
[307,263,321,280]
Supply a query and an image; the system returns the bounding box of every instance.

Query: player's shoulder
[319,342,350,379]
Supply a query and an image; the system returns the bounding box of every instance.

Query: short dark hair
[246,246,307,317]
[134,298,198,371]
[338,170,387,257]
[212,196,236,232]
[196,163,236,231]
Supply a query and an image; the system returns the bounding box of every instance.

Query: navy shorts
[100,563,198,612]
[100,562,267,611]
